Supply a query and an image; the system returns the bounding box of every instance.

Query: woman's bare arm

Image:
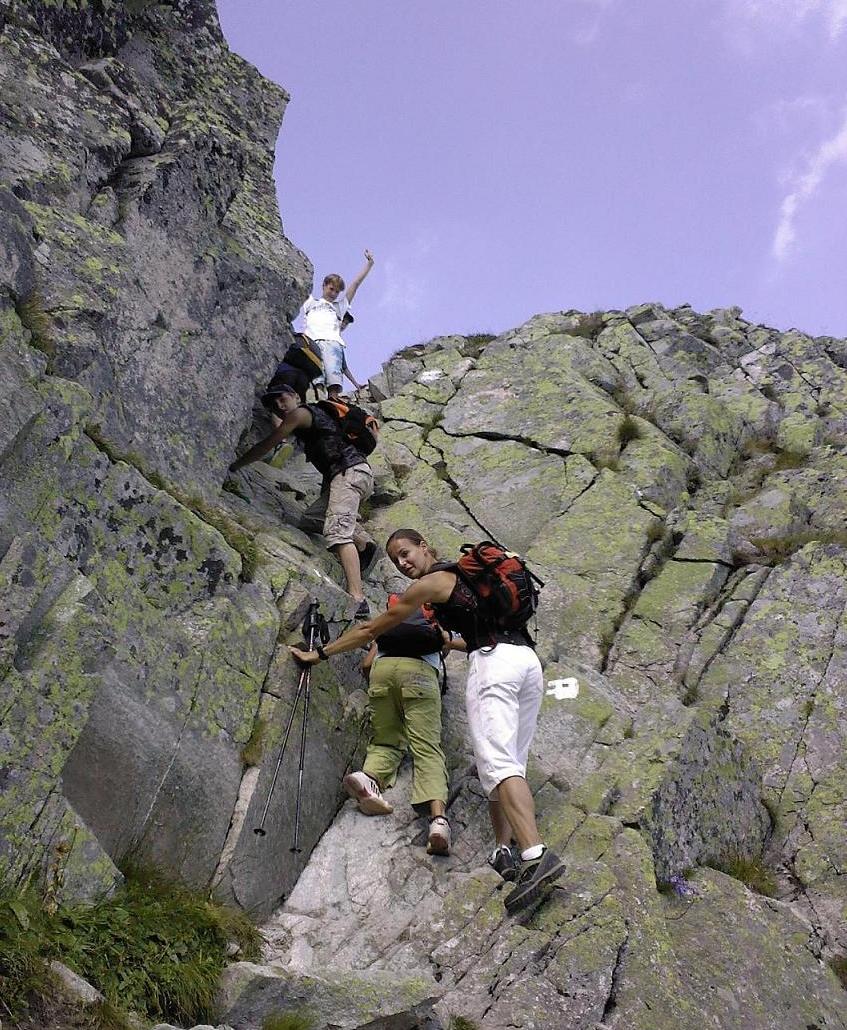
[289,570,456,664]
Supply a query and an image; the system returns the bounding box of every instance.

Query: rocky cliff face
[0,0,336,911]
[2,4,847,1030]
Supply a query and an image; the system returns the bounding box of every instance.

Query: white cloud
[724,0,847,40]
[376,230,436,315]
[377,257,425,315]
[756,95,832,138]
[772,106,847,261]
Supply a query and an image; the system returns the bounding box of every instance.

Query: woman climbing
[290,528,564,914]
[342,590,456,856]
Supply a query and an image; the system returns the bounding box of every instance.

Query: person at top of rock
[299,250,374,400]
[229,384,377,620]
[342,590,463,857]
[289,528,565,914]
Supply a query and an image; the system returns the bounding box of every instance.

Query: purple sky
[218,0,847,380]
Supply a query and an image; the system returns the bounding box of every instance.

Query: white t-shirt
[301,294,349,345]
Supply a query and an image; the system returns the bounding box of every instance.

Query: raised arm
[228,406,310,471]
[289,570,456,664]
[345,249,374,303]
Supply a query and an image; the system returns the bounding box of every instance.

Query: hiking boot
[488,844,519,882]
[504,848,565,914]
[342,771,393,816]
[353,599,371,620]
[427,816,451,856]
[358,542,378,578]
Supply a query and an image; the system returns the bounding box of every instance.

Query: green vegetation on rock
[0,869,260,1027]
[829,955,847,991]
[15,290,55,360]
[263,1013,316,1030]
[705,853,778,897]
[449,1017,480,1030]
[241,716,269,767]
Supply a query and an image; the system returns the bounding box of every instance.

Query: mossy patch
[263,1013,316,1030]
[241,717,269,767]
[829,955,847,991]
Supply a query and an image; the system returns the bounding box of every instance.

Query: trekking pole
[290,605,330,853]
[253,600,325,841]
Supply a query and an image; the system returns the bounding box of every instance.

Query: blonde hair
[323,273,344,290]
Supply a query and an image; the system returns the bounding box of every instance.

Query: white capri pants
[465,642,544,796]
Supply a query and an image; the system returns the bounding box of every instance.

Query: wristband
[316,644,329,662]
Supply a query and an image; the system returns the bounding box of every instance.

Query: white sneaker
[342,771,393,816]
[427,816,451,856]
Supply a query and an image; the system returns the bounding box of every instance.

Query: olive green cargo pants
[363,657,448,808]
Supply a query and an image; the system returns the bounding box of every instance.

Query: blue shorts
[316,339,344,388]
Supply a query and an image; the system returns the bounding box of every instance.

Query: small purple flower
[668,874,698,898]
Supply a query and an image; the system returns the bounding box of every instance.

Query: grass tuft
[680,682,698,707]
[449,1018,480,1030]
[748,528,847,564]
[590,452,620,472]
[616,414,643,448]
[0,868,261,1027]
[707,853,777,897]
[0,887,54,1019]
[462,332,496,356]
[645,518,665,545]
[16,290,56,359]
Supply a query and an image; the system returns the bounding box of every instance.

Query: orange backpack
[316,398,379,455]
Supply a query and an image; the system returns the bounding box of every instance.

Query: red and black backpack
[439,541,544,638]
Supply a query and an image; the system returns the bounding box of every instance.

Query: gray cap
[260,382,298,408]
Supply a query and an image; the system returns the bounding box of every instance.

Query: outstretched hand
[289,646,320,666]
[364,248,374,264]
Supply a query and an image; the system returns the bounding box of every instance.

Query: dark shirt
[293,404,367,484]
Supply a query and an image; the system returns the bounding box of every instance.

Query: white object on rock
[151,1025,234,1030]
[418,368,445,383]
[546,677,579,700]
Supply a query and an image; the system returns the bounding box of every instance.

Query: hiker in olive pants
[366,657,448,811]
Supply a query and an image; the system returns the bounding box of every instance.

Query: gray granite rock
[2,5,847,1025]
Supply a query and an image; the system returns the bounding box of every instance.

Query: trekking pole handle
[302,598,321,641]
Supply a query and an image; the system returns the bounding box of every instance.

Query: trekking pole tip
[253,827,267,837]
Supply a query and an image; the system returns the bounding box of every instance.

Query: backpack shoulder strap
[429,559,458,574]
